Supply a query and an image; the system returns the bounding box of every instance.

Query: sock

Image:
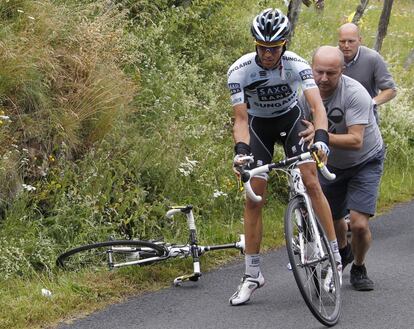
[329,239,342,264]
[245,253,260,277]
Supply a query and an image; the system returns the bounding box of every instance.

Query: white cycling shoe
[229,272,265,305]
[322,262,342,293]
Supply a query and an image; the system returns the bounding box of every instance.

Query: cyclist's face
[256,40,285,69]
[312,55,343,98]
[338,28,361,63]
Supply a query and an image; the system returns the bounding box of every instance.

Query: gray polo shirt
[343,46,396,98]
[299,75,383,169]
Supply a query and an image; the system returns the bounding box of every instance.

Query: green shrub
[0,0,137,207]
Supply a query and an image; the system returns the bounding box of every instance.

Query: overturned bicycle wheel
[56,240,166,271]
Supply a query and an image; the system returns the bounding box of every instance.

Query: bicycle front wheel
[284,196,341,327]
[56,240,167,271]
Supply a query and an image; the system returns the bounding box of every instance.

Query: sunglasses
[255,40,286,53]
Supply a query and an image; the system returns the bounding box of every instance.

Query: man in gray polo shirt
[338,23,397,123]
[300,46,385,291]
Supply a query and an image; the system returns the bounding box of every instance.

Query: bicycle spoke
[285,197,341,326]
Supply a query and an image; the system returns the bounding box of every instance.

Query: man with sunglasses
[227,8,341,305]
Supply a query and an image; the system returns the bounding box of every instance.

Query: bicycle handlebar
[238,149,336,203]
[166,208,182,218]
[166,205,193,218]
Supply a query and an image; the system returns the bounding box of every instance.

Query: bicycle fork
[296,193,326,265]
[170,206,245,286]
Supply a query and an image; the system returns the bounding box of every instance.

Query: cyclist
[300,46,385,291]
[227,8,342,305]
[338,23,397,124]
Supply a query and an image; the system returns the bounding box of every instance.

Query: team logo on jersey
[282,56,309,65]
[299,69,313,81]
[257,84,293,101]
[227,60,252,77]
[327,107,344,133]
[228,83,242,95]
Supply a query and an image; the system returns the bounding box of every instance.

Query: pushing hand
[299,119,315,143]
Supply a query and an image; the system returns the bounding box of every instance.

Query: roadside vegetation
[0,0,413,328]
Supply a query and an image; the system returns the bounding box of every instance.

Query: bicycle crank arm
[298,255,329,267]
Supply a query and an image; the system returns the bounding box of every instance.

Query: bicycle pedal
[173,273,201,286]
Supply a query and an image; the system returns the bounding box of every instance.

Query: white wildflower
[178,157,198,177]
[185,157,197,166]
[41,288,52,298]
[17,9,24,13]
[213,189,228,198]
[0,115,11,121]
[178,168,190,176]
[22,184,36,191]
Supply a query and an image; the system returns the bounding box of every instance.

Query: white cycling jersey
[227,50,317,118]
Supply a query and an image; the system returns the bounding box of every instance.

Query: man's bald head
[338,23,362,62]
[313,46,344,68]
[312,46,344,98]
[338,22,360,38]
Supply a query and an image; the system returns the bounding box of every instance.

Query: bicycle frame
[236,149,335,272]
[102,205,245,285]
[166,205,245,284]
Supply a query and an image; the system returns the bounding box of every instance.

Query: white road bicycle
[56,205,245,286]
[236,146,341,327]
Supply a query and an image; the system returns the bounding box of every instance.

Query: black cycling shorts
[248,105,309,170]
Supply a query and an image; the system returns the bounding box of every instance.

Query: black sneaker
[339,243,354,270]
[350,264,374,291]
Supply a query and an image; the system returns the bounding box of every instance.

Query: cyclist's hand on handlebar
[298,119,315,143]
[311,141,330,163]
[233,154,254,176]
[233,154,253,167]
[233,142,254,176]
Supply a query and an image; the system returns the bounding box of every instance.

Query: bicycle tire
[56,240,167,271]
[284,196,341,327]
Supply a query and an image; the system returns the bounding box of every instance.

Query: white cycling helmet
[251,8,290,43]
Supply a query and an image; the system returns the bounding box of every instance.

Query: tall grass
[0,0,137,208]
[0,0,413,328]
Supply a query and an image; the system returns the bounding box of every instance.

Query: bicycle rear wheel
[56,240,166,271]
[284,196,341,327]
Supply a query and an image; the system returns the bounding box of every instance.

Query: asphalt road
[57,201,414,329]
